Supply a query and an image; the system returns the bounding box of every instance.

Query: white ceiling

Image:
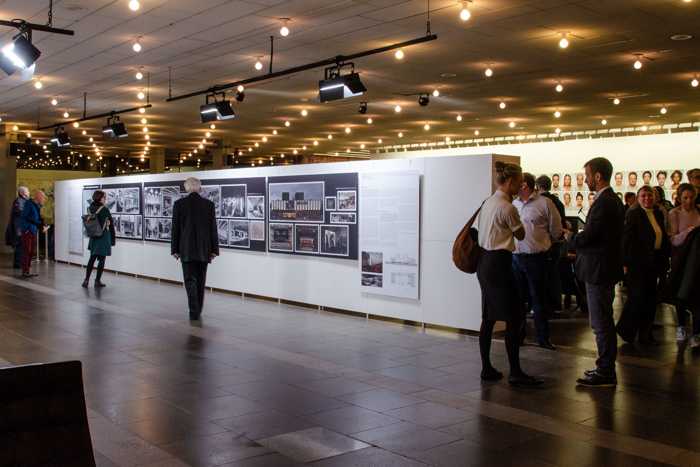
[1,0,699,166]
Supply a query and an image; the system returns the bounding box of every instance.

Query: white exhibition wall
[55,154,505,331]
[383,131,700,175]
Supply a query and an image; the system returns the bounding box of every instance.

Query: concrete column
[149,147,165,173]
[211,148,225,170]
[0,124,18,253]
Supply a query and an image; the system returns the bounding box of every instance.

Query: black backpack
[82,206,105,238]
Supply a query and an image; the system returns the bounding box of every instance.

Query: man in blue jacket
[20,190,47,278]
[5,186,30,269]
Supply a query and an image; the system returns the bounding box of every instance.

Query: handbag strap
[465,199,487,228]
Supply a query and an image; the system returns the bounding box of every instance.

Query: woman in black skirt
[476,161,543,387]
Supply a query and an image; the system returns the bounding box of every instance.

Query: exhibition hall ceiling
[1,0,699,165]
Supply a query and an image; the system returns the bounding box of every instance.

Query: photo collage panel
[267,173,359,260]
[144,183,183,242]
[101,183,143,240]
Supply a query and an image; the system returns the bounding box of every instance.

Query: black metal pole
[0,19,74,35]
[166,34,437,102]
[36,104,153,130]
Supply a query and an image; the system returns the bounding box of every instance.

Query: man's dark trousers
[586,282,616,376]
[512,253,550,344]
[182,261,208,317]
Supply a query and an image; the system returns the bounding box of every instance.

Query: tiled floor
[1,261,699,467]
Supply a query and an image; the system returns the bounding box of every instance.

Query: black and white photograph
[337,190,357,211]
[145,217,171,241]
[325,196,337,211]
[221,185,247,218]
[82,188,96,213]
[201,186,221,216]
[361,273,383,288]
[295,224,320,254]
[330,212,357,224]
[269,181,324,222]
[105,187,141,214]
[144,187,162,217]
[229,220,250,248]
[269,223,294,251]
[250,221,265,242]
[320,225,349,256]
[217,219,229,245]
[113,214,142,239]
[362,251,383,274]
[161,186,181,217]
[247,195,265,219]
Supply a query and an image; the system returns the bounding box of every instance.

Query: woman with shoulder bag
[82,190,116,288]
[476,161,543,387]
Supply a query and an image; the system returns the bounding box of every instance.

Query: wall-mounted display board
[202,178,267,252]
[81,183,143,240]
[143,181,184,243]
[359,172,420,300]
[267,173,359,259]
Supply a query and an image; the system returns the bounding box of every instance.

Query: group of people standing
[476,159,700,388]
[6,187,49,278]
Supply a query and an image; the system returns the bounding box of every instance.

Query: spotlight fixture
[358,102,368,114]
[262,136,268,142]
[102,114,128,138]
[394,49,404,60]
[205,131,211,138]
[81,130,86,135]
[558,33,569,49]
[484,67,493,77]
[199,92,236,122]
[272,130,278,135]
[0,32,41,76]
[327,134,333,140]
[459,1,472,21]
[50,127,70,147]
[319,62,366,102]
[398,132,403,138]
[377,138,383,144]
[555,82,564,93]
[140,118,147,124]
[72,122,79,128]
[279,19,290,37]
[132,37,142,53]
[418,94,430,106]
[235,90,245,102]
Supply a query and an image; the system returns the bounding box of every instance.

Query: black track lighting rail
[0,19,74,37]
[166,34,437,103]
[36,104,152,131]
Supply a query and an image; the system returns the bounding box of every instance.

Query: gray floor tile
[385,402,475,429]
[307,406,400,434]
[258,427,369,463]
[309,447,428,466]
[337,389,422,412]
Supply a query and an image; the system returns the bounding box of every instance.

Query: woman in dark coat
[617,185,670,344]
[82,190,116,288]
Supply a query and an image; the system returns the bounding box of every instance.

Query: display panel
[97,183,144,240]
[267,173,359,260]
[143,181,184,243]
[359,172,420,300]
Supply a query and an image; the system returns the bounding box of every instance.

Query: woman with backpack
[82,190,115,288]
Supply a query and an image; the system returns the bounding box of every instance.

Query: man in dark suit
[571,157,624,387]
[171,177,219,321]
[536,175,567,313]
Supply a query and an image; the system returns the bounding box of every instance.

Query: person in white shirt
[512,173,563,350]
[476,162,543,387]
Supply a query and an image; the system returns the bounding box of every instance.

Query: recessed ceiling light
[398,132,403,138]
[128,0,140,12]
[377,138,383,144]
[423,123,430,131]
[279,19,290,37]
[366,117,373,124]
[255,59,263,71]
[50,98,58,106]
[484,67,493,77]
[558,33,569,49]
[132,38,142,53]
[345,127,351,134]
[135,70,143,80]
[499,101,506,109]
[432,89,440,97]
[555,128,561,134]
[555,82,564,93]
[459,1,472,21]
[285,120,291,127]
[601,119,608,125]
[474,130,479,136]
[327,134,333,139]
[273,129,278,135]
[313,140,318,146]
[262,136,268,142]
[394,49,404,60]
[137,91,145,99]
[63,111,70,118]
[660,106,668,114]
[394,105,402,113]
[613,97,621,105]
[691,77,699,87]
[301,108,308,116]
[508,121,516,128]
[456,114,463,122]
[554,110,561,118]
[139,107,146,113]
[34,79,43,89]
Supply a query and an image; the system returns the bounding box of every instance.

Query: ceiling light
[484,67,493,77]
[301,108,308,116]
[254,59,263,71]
[313,140,319,146]
[432,89,440,97]
[0,35,41,76]
[641,125,648,131]
[89,137,93,142]
[198,143,203,149]
[140,118,147,124]
[50,98,57,106]
[81,130,86,135]
[394,49,404,60]
[558,33,569,49]
[456,114,463,122]
[280,19,290,37]
[555,82,564,93]
[345,127,351,134]
[63,111,70,118]
[284,120,291,127]
[601,119,608,125]
[691,77,699,87]
[205,131,211,138]
[200,95,236,122]
[508,121,516,128]
[445,137,451,143]
[135,70,143,80]
[319,65,367,102]
[377,138,383,144]
[459,1,472,21]
[128,0,140,11]
[72,122,79,128]
[34,79,43,89]
[633,58,643,70]
[398,132,403,138]
[660,106,668,114]
[555,128,561,135]
[261,136,268,143]
[302,145,307,150]
[423,123,430,131]
[254,142,259,147]
[418,94,430,106]
[210,123,216,129]
[474,130,479,135]
[394,105,402,113]
[139,107,146,113]
[554,110,561,118]
[613,98,621,105]
[132,38,142,53]
[499,101,506,109]
[366,117,373,124]
[327,134,333,139]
